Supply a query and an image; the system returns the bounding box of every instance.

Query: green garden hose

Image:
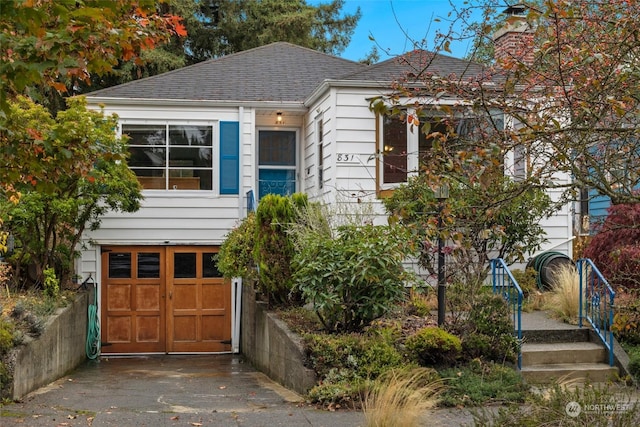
[86,279,101,359]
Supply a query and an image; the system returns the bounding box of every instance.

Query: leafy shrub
[218,213,257,282]
[405,327,461,367]
[254,193,307,306]
[439,359,527,407]
[293,224,416,333]
[583,203,640,291]
[456,292,519,363]
[303,328,408,407]
[0,319,15,355]
[612,290,640,345]
[628,352,640,384]
[406,288,436,317]
[510,268,537,298]
[43,267,60,299]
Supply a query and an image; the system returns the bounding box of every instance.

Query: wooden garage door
[101,246,231,354]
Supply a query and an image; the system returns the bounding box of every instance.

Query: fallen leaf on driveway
[190,423,203,426]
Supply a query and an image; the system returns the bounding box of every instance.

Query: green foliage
[217,214,258,282]
[293,224,416,333]
[612,289,640,345]
[473,381,640,426]
[303,328,408,407]
[583,203,640,291]
[405,327,462,367]
[510,268,538,298]
[184,0,361,62]
[0,0,183,115]
[384,175,553,285]
[254,193,307,306]
[628,352,640,384]
[439,360,527,407]
[42,268,59,299]
[0,97,142,286]
[0,319,15,355]
[458,293,519,363]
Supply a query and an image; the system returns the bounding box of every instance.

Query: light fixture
[276,111,284,125]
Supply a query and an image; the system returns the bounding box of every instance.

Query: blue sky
[311,0,486,61]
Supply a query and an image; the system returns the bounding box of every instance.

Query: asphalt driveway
[0,354,474,427]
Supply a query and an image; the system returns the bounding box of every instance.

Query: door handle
[169,291,173,300]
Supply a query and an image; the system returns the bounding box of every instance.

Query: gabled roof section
[85,42,367,102]
[341,49,488,84]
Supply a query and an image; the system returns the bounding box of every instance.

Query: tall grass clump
[545,264,580,324]
[362,367,442,427]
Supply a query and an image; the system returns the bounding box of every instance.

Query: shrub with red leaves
[583,203,640,290]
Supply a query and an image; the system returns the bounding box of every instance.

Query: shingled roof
[85,42,487,103]
[85,42,367,102]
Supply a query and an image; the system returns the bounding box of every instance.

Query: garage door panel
[202,283,225,308]
[137,316,161,342]
[106,316,132,343]
[173,283,198,309]
[107,284,132,311]
[136,284,161,311]
[202,316,226,341]
[173,316,197,341]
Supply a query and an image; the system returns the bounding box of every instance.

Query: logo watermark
[565,401,634,417]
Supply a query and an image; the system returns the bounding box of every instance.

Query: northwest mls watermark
[565,401,634,417]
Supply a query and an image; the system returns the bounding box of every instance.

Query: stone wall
[240,284,317,395]
[12,292,88,399]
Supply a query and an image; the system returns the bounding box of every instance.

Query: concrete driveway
[1,354,473,427]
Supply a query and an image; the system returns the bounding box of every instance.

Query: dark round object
[528,251,574,290]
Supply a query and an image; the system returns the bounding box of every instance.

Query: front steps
[519,313,618,384]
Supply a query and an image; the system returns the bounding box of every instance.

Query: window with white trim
[123,124,214,191]
[379,110,504,186]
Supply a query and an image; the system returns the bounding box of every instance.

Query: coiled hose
[86,281,101,359]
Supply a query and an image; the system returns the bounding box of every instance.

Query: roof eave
[82,96,307,111]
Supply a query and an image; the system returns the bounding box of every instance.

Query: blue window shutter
[220,121,240,194]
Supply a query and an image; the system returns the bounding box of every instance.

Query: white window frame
[119,120,219,194]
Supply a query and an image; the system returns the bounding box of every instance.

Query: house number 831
[337,153,356,162]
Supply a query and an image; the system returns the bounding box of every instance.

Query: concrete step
[522,342,607,365]
[522,328,590,344]
[521,363,618,384]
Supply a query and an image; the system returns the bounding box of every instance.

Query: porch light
[276,111,284,125]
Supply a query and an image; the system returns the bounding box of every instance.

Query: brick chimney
[493,4,534,66]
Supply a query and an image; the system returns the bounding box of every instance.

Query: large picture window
[123,124,214,190]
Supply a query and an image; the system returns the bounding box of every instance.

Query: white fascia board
[82,96,307,112]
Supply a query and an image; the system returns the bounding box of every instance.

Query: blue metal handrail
[578,258,615,366]
[490,258,523,369]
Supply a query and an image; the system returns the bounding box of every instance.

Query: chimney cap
[502,3,528,17]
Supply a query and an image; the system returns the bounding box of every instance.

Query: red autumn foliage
[583,203,640,290]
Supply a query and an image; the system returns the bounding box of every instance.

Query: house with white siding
[82,41,573,355]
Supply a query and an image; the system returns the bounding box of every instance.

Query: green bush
[510,268,538,298]
[218,213,258,282]
[439,360,527,407]
[293,224,416,333]
[254,193,307,306]
[302,328,408,407]
[0,319,15,355]
[405,327,462,367]
[628,352,640,383]
[458,292,519,363]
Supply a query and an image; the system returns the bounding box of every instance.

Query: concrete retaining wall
[12,292,88,399]
[240,284,317,396]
